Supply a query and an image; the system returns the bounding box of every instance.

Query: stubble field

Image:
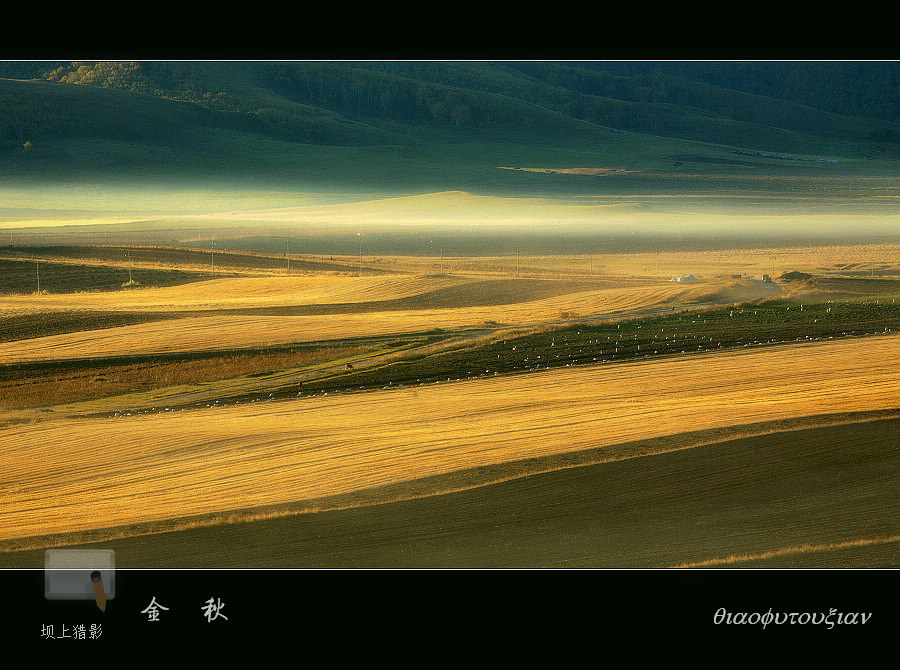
[0,238,897,569]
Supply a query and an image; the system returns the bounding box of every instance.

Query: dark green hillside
[7,60,900,139]
[355,60,899,150]
[2,60,900,188]
[593,61,900,124]
[0,61,602,149]
[0,75,391,150]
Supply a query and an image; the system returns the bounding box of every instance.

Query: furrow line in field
[671,534,900,568]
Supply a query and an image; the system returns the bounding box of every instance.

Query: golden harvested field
[5,240,897,312]
[393,241,900,279]
[1,335,897,549]
[0,238,897,569]
[47,416,891,569]
[0,280,762,363]
[0,273,467,314]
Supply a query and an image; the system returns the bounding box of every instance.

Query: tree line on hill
[1,61,898,152]
[591,61,900,125]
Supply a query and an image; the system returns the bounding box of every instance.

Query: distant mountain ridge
[2,60,898,186]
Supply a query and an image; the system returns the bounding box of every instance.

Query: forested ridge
[1,60,898,168]
[589,61,900,124]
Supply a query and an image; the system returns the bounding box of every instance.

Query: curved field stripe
[0,274,468,314]
[671,535,900,568]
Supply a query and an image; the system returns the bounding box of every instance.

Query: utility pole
[35,260,40,294]
[211,242,215,276]
[516,249,519,278]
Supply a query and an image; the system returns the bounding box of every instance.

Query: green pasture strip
[298,298,900,394]
[4,298,895,416]
[0,330,454,383]
[0,331,460,421]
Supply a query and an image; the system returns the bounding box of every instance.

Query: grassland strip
[0,342,381,412]
[1,298,897,415]
[0,329,471,416]
[275,299,900,394]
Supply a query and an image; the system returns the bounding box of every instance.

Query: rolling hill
[2,61,900,191]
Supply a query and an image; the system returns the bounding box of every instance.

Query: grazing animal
[345,363,354,370]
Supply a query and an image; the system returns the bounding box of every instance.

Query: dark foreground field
[2,414,895,569]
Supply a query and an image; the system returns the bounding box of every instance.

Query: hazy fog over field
[4,184,900,259]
